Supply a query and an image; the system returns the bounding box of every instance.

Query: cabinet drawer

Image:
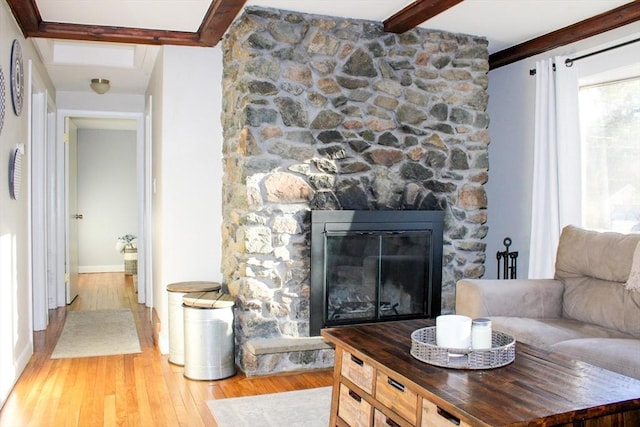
[338,384,372,427]
[375,372,418,424]
[341,351,374,394]
[374,408,410,427]
[422,399,471,427]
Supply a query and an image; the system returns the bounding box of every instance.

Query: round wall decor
[10,39,24,116]
[9,146,23,200]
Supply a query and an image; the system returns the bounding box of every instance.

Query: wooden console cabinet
[321,320,640,427]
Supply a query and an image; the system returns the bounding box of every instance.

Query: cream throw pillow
[626,241,640,291]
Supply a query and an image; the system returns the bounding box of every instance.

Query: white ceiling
[33,38,160,94]
[36,0,212,32]
[30,0,635,96]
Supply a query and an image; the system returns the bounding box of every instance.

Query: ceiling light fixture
[90,78,110,94]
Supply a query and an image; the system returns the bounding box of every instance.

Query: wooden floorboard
[0,273,333,426]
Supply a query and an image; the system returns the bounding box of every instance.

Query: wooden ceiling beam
[490,1,640,70]
[32,22,203,46]
[5,0,247,47]
[198,0,247,46]
[384,0,464,34]
[5,0,41,34]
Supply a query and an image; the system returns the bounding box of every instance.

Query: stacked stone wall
[221,7,490,374]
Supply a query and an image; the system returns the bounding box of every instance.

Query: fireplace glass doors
[310,210,443,335]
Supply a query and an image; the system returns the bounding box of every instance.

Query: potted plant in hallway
[116,234,137,276]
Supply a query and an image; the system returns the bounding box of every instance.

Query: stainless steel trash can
[183,291,236,380]
[166,281,221,365]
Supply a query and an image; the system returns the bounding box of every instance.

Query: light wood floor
[0,273,333,426]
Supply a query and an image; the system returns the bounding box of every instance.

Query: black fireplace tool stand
[497,237,518,279]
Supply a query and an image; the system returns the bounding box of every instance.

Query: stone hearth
[221,7,489,375]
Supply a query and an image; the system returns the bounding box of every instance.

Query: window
[579,77,640,233]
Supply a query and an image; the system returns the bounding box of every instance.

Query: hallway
[0,273,332,426]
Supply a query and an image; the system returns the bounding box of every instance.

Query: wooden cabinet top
[321,319,640,426]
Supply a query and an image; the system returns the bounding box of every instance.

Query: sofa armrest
[455,279,564,319]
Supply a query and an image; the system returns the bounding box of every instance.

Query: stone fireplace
[221,7,489,375]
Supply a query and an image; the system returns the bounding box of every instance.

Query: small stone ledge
[246,336,333,355]
[240,337,335,376]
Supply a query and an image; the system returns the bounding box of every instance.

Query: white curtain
[528,57,582,279]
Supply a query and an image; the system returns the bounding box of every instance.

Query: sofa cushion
[555,225,640,283]
[626,242,640,292]
[488,317,634,351]
[555,226,640,337]
[551,338,640,380]
[562,277,640,338]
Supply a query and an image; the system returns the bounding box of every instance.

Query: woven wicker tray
[410,327,515,369]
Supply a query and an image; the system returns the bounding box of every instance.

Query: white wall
[146,44,223,353]
[0,0,56,408]
[77,128,137,271]
[485,23,640,279]
[56,92,145,113]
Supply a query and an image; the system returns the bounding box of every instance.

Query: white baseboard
[158,330,169,355]
[79,265,124,273]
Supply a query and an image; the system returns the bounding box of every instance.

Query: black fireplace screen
[310,210,443,335]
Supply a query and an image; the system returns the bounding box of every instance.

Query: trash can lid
[167,281,221,293]
[183,291,235,308]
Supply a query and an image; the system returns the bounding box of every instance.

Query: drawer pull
[384,416,401,427]
[387,378,405,392]
[350,354,364,366]
[348,390,362,402]
[437,407,461,425]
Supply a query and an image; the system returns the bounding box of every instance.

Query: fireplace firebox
[310,210,443,335]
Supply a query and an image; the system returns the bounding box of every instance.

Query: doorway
[68,118,139,303]
[52,109,149,308]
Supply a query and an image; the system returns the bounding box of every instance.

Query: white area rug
[51,310,142,359]
[207,386,332,427]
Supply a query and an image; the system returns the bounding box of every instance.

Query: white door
[65,118,79,304]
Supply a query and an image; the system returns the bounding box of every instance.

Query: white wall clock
[9,145,24,200]
[10,39,24,116]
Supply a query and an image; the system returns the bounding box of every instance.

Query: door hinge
[63,133,69,144]
[64,273,70,283]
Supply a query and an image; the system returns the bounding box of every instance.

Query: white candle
[436,315,472,349]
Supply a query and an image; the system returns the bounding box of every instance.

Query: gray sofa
[456,225,640,379]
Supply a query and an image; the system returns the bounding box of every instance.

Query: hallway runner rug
[207,386,331,427]
[51,309,142,358]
